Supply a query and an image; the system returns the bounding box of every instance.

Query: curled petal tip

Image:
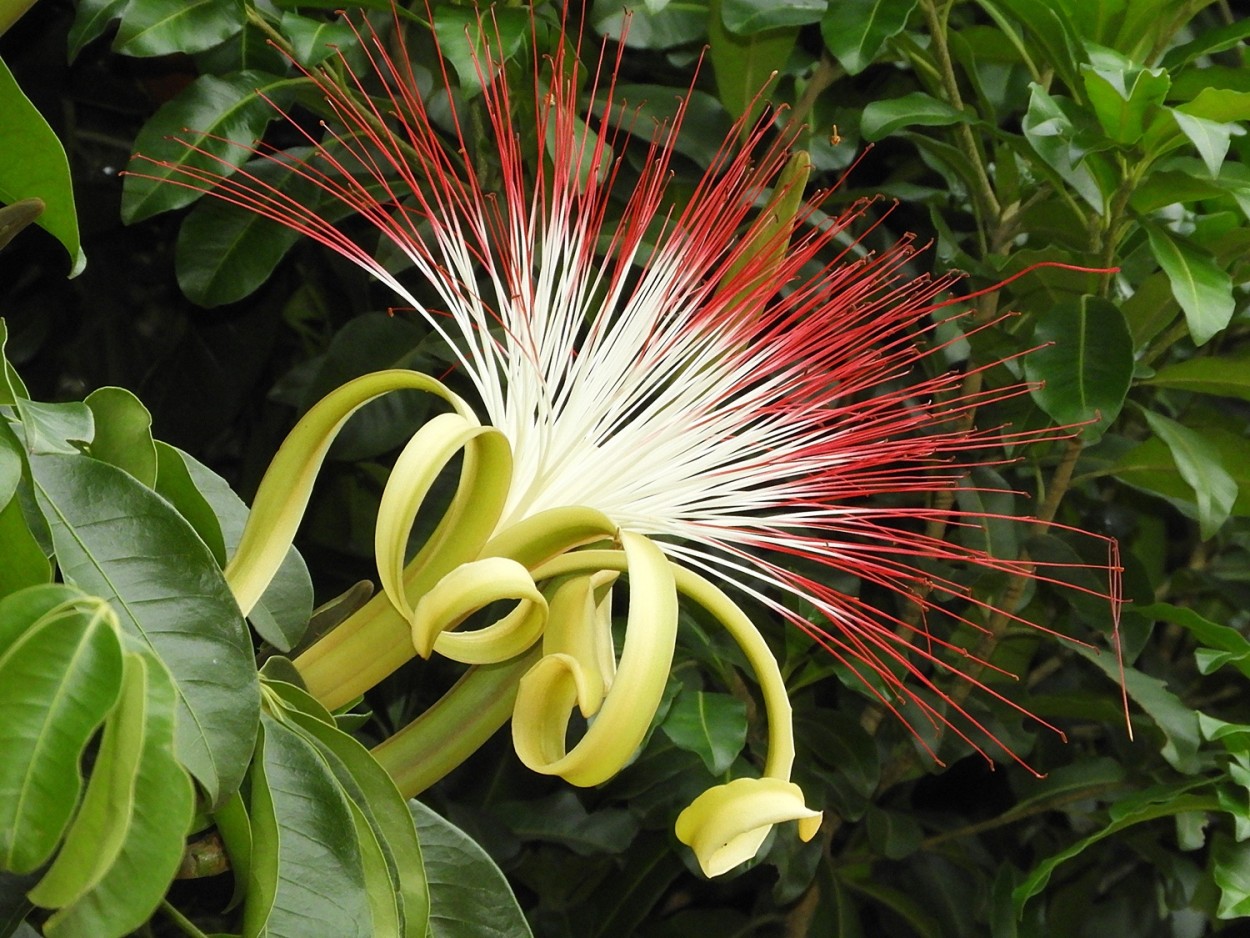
[674,777,821,878]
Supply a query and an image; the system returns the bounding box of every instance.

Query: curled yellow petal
[674,777,822,878]
[512,532,676,787]
[540,575,612,717]
[413,557,547,664]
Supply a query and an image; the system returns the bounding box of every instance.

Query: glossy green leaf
[1079,52,1168,145]
[0,588,123,874]
[1178,87,1250,124]
[43,652,195,937]
[1021,84,1111,210]
[707,0,793,131]
[1170,111,1237,177]
[1144,224,1235,346]
[12,399,93,456]
[1107,427,1250,518]
[175,151,325,307]
[181,451,312,651]
[432,7,530,98]
[0,499,50,600]
[820,0,917,75]
[84,387,157,488]
[660,688,748,775]
[122,71,305,222]
[280,12,359,67]
[153,442,228,566]
[0,58,84,276]
[1141,411,1236,539]
[243,714,373,938]
[984,0,1083,89]
[27,652,147,909]
[721,0,826,33]
[1144,352,1250,401]
[1023,296,1132,438]
[113,0,244,57]
[1161,17,1250,69]
[29,452,259,805]
[66,0,128,60]
[1214,836,1250,919]
[0,425,20,508]
[860,92,970,141]
[410,799,534,938]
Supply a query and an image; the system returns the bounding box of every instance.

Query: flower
[132,5,1120,872]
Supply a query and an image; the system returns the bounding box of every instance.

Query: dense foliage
[2,0,1250,935]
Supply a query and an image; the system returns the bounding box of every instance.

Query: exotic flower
[132,6,1119,874]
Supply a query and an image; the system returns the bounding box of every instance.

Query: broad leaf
[410,800,534,938]
[708,0,794,131]
[114,0,244,57]
[122,71,306,222]
[1143,352,1250,401]
[1023,295,1132,438]
[1144,224,1235,346]
[661,688,749,775]
[0,587,123,874]
[40,653,195,938]
[721,0,826,33]
[0,58,84,275]
[821,0,917,75]
[860,92,970,141]
[30,453,259,805]
[1141,411,1236,539]
[84,387,157,488]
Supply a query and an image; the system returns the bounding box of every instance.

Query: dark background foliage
[4,0,1250,935]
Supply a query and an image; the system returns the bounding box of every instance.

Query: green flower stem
[370,649,539,798]
[297,507,617,710]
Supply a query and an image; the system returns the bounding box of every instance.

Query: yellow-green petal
[674,777,822,878]
[414,557,547,664]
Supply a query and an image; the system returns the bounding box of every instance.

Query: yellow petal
[674,777,822,878]
[414,557,546,664]
[512,532,676,787]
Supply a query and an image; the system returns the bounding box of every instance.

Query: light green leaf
[431,7,530,98]
[410,799,534,938]
[0,498,50,600]
[1021,84,1111,210]
[113,0,243,56]
[0,588,123,874]
[721,0,826,33]
[1144,351,1250,401]
[0,58,84,276]
[1023,295,1133,438]
[1144,224,1235,346]
[1079,51,1169,145]
[1214,836,1250,919]
[1137,602,1250,679]
[708,0,793,131]
[820,0,916,74]
[1107,427,1250,518]
[1170,110,1238,177]
[84,387,157,488]
[860,92,970,141]
[30,453,259,805]
[43,652,195,937]
[12,399,93,456]
[1142,411,1236,539]
[152,442,227,566]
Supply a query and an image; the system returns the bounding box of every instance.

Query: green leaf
[279,12,359,67]
[0,588,123,874]
[983,0,1083,90]
[0,499,50,600]
[1107,427,1250,518]
[1014,786,1220,912]
[67,0,129,61]
[1021,84,1112,210]
[721,0,826,33]
[1161,17,1250,69]
[410,799,534,938]
[152,442,228,566]
[29,453,259,805]
[431,7,530,98]
[84,387,157,488]
[1141,411,1236,539]
[1137,602,1250,679]
[707,0,793,131]
[1214,836,1250,920]
[39,653,195,938]
[660,688,749,775]
[0,424,20,508]
[113,0,244,57]
[181,451,312,651]
[175,149,329,307]
[1177,87,1250,124]
[1144,351,1250,401]
[860,92,970,141]
[1079,50,1169,145]
[1170,110,1238,177]
[1144,224,1235,346]
[0,58,84,276]
[820,0,918,75]
[0,320,29,405]
[1023,296,1132,438]
[243,714,373,938]
[122,71,305,222]
[865,807,922,860]
[12,399,93,456]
